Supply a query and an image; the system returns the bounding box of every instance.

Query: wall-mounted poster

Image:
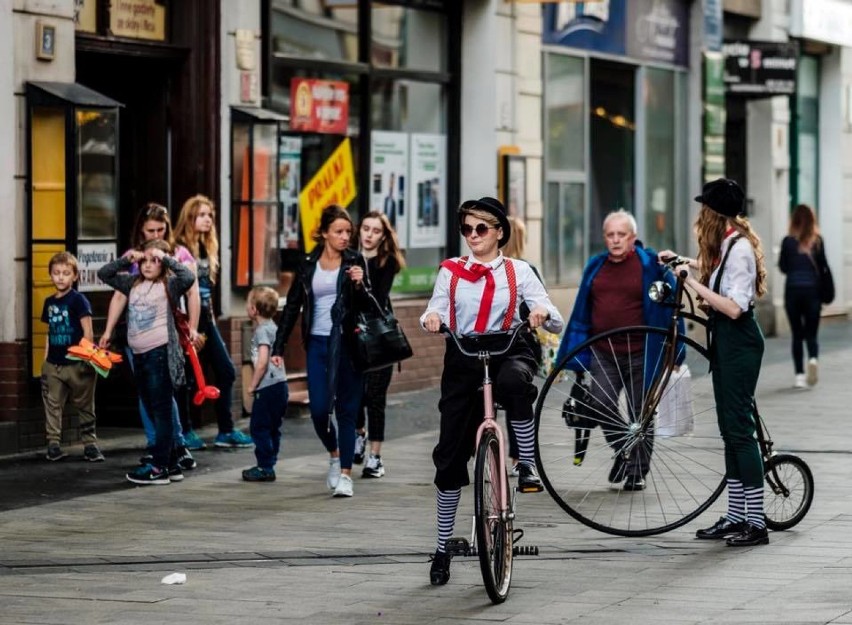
[278,136,302,250]
[76,242,117,292]
[370,131,409,248]
[408,133,446,249]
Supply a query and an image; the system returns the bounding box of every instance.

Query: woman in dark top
[778,204,823,389]
[272,204,367,497]
[353,211,405,478]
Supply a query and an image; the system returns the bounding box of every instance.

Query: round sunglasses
[460,223,497,238]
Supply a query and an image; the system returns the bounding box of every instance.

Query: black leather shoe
[608,454,626,483]
[429,550,452,586]
[623,475,645,491]
[517,462,544,493]
[726,523,769,547]
[695,517,747,539]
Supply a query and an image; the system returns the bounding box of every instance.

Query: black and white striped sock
[726,478,746,523]
[513,419,536,465]
[744,486,766,529]
[436,488,461,553]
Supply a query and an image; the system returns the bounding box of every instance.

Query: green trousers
[710,311,765,488]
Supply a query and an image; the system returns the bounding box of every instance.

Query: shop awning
[232,106,288,123]
[27,82,123,108]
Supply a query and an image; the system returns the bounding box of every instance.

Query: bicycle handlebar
[659,255,690,281]
[439,319,533,359]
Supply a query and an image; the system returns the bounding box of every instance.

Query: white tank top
[311,265,340,336]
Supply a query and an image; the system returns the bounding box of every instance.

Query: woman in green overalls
[660,178,769,547]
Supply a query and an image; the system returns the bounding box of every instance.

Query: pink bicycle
[441,320,540,604]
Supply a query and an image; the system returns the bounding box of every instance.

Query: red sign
[290,79,349,134]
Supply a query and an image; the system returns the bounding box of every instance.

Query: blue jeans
[133,345,174,469]
[198,305,237,434]
[250,381,289,469]
[125,346,184,449]
[306,335,363,470]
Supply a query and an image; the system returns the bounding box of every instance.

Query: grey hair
[603,209,638,235]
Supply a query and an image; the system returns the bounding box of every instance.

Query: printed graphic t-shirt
[41,290,93,365]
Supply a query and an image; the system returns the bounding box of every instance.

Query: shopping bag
[656,364,694,437]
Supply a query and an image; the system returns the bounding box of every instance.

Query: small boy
[41,252,103,462]
[242,286,289,482]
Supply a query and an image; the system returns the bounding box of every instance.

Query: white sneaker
[327,458,341,490]
[333,473,353,497]
[353,433,367,465]
[806,358,818,386]
[362,454,385,478]
[794,374,807,389]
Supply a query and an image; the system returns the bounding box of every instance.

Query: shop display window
[371,5,447,73]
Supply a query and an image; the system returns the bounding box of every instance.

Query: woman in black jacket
[272,204,366,497]
[778,204,824,389]
[353,211,406,478]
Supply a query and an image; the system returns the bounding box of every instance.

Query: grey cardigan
[98,255,196,388]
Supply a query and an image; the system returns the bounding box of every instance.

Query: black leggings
[356,365,394,442]
[784,286,821,374]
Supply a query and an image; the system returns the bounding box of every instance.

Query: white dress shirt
[421,253,564,335]
[709,233,757,312]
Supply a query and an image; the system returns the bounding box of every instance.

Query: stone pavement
[2,319,852,624]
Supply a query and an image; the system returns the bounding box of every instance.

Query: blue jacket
[556,241,684,376]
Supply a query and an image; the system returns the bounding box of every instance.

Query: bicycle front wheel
[535,326,726,536]
[764,453,814,531]
[474,429,513,604]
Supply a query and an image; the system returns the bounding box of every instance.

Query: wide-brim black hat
[694,178,745,218]
[459,196,511,247]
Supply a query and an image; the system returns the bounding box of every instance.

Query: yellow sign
[109,0,166,41]
[299,138,356,253]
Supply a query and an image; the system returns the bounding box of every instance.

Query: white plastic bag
[656,365,694,437]
[161,572,187,585]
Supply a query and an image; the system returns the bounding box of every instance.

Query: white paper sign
[76,242,117,292]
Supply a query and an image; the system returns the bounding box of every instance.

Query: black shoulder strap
[712,235,742,294]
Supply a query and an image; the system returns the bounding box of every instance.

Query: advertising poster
[408,133,446,249]
[290,79,349,135]
[278,136,302,250]
[370,131,409,248]
[299,138,356,253]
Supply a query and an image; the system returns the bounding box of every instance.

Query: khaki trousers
[41,361,97,445]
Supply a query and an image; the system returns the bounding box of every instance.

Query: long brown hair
[174,194,220,282]
[131,202,174,250]
[789,203,820,251]
[695,206,767,299]
[358,210,406,270]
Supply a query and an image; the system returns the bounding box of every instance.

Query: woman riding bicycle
[659,178,769,547]
[421,196,563,586]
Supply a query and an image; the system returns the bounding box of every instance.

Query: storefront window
[77,109,118,239]
[271,1,358,63]
[793,55,819,209]
[371,6,447,72]
[643,68,675,252]
[545,181,585,286]
[589,59,635,253]
[546,54,585,172]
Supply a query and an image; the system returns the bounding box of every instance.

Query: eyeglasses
[460,223,495,238]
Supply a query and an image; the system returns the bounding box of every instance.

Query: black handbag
[348,271,413,373]
[816,242,835,305]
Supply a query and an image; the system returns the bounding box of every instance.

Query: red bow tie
[440,260,495,333]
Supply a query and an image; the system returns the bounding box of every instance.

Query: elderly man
[556,209,680,491]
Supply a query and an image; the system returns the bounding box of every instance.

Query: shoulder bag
[348,260,413,373]
[812,239,835,305]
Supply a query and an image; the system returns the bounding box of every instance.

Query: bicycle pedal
[445,537,471,557]
[513,545,540,557]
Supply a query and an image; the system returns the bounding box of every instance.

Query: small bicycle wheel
[474,429,512,604]
[763,453,814,531]
[535,326,726,536]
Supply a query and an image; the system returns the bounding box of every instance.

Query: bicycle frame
[475,352,513,523]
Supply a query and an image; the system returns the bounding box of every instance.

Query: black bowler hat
[694,178,745,218]
[459,196,511,247]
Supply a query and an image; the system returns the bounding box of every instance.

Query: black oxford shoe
[726,523,769,547]
[517,462,544,493]
[695,517,747,539]
[429,550,452,586]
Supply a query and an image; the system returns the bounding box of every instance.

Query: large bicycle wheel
[474,429,512,604]
[763,453,814,531]
[535,326,726,536]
